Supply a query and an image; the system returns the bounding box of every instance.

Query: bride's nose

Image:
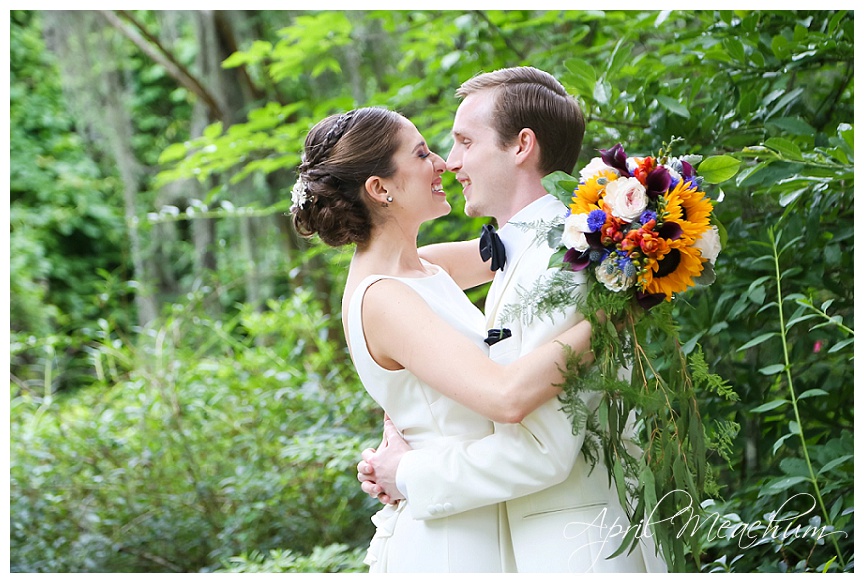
[432,152,446,174]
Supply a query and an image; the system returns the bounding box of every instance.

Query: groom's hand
[356,419,410,505]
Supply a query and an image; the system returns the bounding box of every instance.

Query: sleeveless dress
[346,265,503,572]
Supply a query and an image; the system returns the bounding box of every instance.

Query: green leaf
[541,171,579,206]
[203,121,224,140]
[758,364,786,376]
[818,455,853,475]
[750,399,788,413]
[772,433,794,455]
[640,465,658,522]
[655,95,690,118]
[612,457,628,511]
[698,155,741,184]
[735,160,772,187]
[765,137,803,161]
[760,475,809,494]
[766,117,817,136]
[829,338,854,353]
[563,58,597,97]
[593,80,612,105]
[785,314,818,329]
[159,142,191,164]
[770,34,790,60]
[547,246,567,268]
[838,123,853,151]
[724,37,745,62]
[797,388,828,400]
[779,456,810,478]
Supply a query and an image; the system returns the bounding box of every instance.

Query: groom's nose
[445,147,460,172]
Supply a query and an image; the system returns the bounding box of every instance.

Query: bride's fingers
[361,480,382,497]
[357,459,373,475]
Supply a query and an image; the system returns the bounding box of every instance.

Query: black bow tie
[479,224,506,272]
[484,328,512,346]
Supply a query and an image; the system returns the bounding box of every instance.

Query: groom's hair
[457,66,585,175]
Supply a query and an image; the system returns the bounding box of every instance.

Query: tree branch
[99,10,226,121]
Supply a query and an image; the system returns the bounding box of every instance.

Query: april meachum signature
[563,490,848,566]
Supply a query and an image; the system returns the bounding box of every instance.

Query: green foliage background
[8,10,854,573]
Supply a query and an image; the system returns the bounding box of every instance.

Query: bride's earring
[383,195,393,207]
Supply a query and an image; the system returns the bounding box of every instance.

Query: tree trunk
[42,11,159,327]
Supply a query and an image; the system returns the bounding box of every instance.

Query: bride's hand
[357,419,409,504]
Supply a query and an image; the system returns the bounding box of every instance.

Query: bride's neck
[353,220,426,276]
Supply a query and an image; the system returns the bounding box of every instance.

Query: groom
[357,67,665,573]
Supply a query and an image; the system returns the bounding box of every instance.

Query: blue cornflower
[587,209,606,232]
[640,210,657,225]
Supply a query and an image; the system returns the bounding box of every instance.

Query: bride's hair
[292,107,404,247]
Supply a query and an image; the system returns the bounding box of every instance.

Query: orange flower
[633,156,656,185]
[639,229,670,257]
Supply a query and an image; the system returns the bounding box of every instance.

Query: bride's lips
[432,182,446,197]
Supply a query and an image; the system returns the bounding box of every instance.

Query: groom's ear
[364,175,389,205]
[514,128,538,167]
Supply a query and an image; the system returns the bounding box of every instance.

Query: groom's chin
[463,202,482,218]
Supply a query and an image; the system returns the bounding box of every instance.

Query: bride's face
[383,117,451,224]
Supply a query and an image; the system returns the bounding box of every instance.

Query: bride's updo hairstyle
[292,107,404,247]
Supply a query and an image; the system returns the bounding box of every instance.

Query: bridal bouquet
[556,142,720,309]
[519,140,740,571]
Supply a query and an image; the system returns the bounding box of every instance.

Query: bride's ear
[364,175,390,206]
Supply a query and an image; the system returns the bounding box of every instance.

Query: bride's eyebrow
[412,141,427,153]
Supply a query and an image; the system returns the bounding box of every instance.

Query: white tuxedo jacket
[398,195,666,572]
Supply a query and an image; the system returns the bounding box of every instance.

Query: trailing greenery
[10,10,853,573]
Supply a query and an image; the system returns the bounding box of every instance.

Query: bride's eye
[419,151,431,159]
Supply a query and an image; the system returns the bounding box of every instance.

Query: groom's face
[446,90,516,222]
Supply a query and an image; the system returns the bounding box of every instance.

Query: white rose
[604,177,648,222]
[694,225,721,263]
[595,255,636,293]
[561,212,591,251]
[579,157,618,181]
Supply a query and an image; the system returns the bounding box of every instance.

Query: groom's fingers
[382,419,401,443]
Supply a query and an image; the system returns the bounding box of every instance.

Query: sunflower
[638,239,705,300]
[570,169,620,216]
[661,180,713,242]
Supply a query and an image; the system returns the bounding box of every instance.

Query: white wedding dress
[346,263,503,572]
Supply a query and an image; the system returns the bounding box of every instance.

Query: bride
[292,107,595,572]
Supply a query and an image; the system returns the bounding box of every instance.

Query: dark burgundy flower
[645,166,671,199]
[681,160,694,179]
[600,143,630,176]
[636,291,666,311]
[658,221,683,240]
[585,230,604,249]
[563,248,591,271]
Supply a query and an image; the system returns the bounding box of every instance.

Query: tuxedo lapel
[485,243,533,329]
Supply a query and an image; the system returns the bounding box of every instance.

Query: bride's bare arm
[361,279,592,423]
[418,239,493,290]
